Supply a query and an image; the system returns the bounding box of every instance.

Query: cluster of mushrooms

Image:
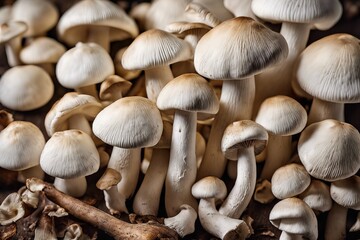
[0,0,359,239]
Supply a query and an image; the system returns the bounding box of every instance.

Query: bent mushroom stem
[307,98,344,125]
[325,202,347,240]
[26,178,179,240]
[103,186,128,214]
[144,66,173,102]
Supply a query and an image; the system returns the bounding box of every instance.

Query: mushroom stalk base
[308,98,344,125]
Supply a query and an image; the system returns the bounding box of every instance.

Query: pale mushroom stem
[75,85,99,99]
[197,77,255,179]
[104,186,128,214]
[18,165,45,183]
[325,202,347,240]
[133,148,170,216]
[280,231,302,240]
[68,114,92,136]
[164,204,197,238]
[308,98,344,125]
[219,147,256,219]
[5,36,23,67]
[166,110,198,217]
[87,26,110,52]
[53,177,87,198]
[144,65,173,102]
[260,134,292,180]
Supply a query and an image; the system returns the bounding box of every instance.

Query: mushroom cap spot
[93,96,163,148]
[40,129,100,179]
[194,17,288,80]
[192,176,227,200]
[298,119,360,181]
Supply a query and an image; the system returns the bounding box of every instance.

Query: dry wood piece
[26,178,178,240]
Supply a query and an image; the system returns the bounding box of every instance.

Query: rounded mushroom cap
[271,163,311,199]
[44,92,103,137]
[194,17,288,80]
[270,197,318,240]
[255,95,308,136]
[251,0,342,30]
[298,119,360,181]
[0,121,45,171]
[221,120,268,160]
[192,176,227,200]
[0,21,27,43]
[11,0,59,37]
[156,73,219,114]
[57,0,138,46]
[330,175,360,210]
[56,42,114,89]
[20,37,66,64]
[99,75,132,101]
[93,96,163,148]
[298,180,332,213]
[121,29,193,71]
[0,65,54,111]
[40,129,100,179]
[296,34,360,103]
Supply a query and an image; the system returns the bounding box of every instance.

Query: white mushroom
[163,204,197,238]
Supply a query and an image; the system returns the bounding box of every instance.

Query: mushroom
[183,3,221,27]
[223,0,256,19]
[0,65,54,111]
[0,192,25,226]
[194,17,288,179]
[298,179,332,214]
[56,42,114,98]
[0,110,13,131]
[219,120,268,218]
[192,176,251,240]
[40,129,100,197]
[99,75,132,106]
[113,47,142,80]
[191,0,234,22]
[0,121,45,182]
[63,223,88,240]
[295,33,360,125]
[163,204,197,238]
[298,119,360,181]
[129,2,151,32]
[157,73,219,216]
[57,0,138,52]
[269,197,318,240]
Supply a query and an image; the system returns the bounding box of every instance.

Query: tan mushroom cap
[296,34,360,103]
[194,17,288,80]
[255,95,308,136]
[330,175,360,210]
[99,75,132,101]
[11,0,59,37]
[0,21,27,43]
[20,37,66,64]
[96,168,121,190]
[0,65,54,111]
[121,29,193,71]
[93,96,163,148]
[40,129,100,179]
[221,120,268,161]
[0,121,45,171]
[56,42,114,89]
[298,119,360,181]
[57,0,138,46]
[0,192,25,225]
[192,176,227,200]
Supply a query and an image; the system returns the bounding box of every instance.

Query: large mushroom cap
[40,130,100,179]
[194,17,288,80]
[221,120,268,160]
[330,175,360,210]
[191,176,227,200]
[296,34,360,103]
[57,0,138,46]
[0,21,27,43]
[93,96,163,148]
[298,119,360,181]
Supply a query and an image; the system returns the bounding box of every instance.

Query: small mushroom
[163,204,197,238]
[298,179,332,214]
[0,192,25,226]
[99,75,132,106]
[113,47,142,80]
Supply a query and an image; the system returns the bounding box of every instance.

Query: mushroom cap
[0,192,25,225]
[0,121,45,171]
[57,0,138,46]
[96,168,121,190]
[11,0,59,37]
[255,95,308,136]
[251,0,342,30]
[192,176,227,200]
[40,130,100,179]
[56,42,114,89]
[20,37,66,64]
[0,21,27,43]
[121,29,193,71]
[156,73,219,114]
[192,0,234,22]
[221,120,268,160]
[194,17,288,80]
[298,180,332,213]
[99,75,132,101]
[271,163,311,199]
[0,5,12,25]
[93,96,163,148]
[165,21,211,37]
[270,197,318,239]
[0,65,54,111]
[298,119,360,181]
[330,175,360,210]
[296,34,360,103]
[44,92,103,137]
[114,47,142,80]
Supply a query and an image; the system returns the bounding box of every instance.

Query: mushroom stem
[17,165,45,183]
[198,77,255,179]
[308,98,344,125]
[350,212,360,232]
[26,178,179,240]
[53,176,87,198]
[5,35,23,67]
[68,114,92,136]
[87,26,110,52]
[166,110,198,217]
[281,22,311,60]
[75,85,99,99]
[103,185,128,214]
[144,66,173,102]
[325,202,348,240]
[133,148,170,216]
[219,147,256,218]
[260,134,292,180]
[164,204,197,238]
[279,231,302,240]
